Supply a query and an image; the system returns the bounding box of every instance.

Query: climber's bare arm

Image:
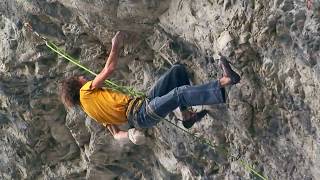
[91,31,125,89]
[107,124,128,140]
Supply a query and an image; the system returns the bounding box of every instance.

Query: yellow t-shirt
[79,81,131,126]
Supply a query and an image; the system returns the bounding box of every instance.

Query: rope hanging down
[24,23,268,180]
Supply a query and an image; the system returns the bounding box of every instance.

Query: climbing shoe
[219,56,241,85]
[182,110,208,129]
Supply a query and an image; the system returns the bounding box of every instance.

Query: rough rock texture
[0,0,319,179]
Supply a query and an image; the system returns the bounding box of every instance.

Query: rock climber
[59,31,240,145]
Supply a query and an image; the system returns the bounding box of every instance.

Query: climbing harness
[24,23,268,180]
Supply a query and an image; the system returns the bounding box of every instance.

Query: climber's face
[78,76,88,85]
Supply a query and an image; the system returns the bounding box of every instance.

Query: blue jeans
[133,64,226,128]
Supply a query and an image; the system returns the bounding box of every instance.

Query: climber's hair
[59,75,83,109]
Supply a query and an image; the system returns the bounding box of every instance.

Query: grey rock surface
[0,0,319,179]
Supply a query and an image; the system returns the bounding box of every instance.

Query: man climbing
[59,31,240,145]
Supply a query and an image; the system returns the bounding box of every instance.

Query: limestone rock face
[0,0,319,179]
